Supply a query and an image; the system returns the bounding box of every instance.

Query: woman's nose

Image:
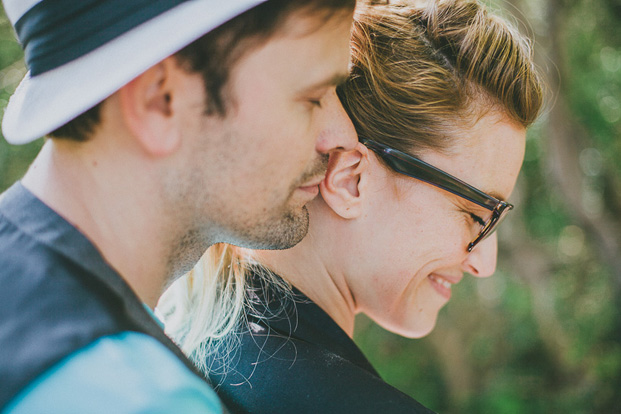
[461,233,498,278]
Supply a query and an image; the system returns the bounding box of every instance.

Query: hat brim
[2,0,266,145]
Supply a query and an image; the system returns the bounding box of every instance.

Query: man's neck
[22,139,173,308]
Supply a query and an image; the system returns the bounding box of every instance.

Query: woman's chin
[401,324,436,339]
[379,314,439,339]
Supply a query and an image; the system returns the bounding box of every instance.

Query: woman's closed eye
[469,212,486,227]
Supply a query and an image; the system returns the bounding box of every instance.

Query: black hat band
[15,0,191,76]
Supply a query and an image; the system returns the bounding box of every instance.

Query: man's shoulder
[0,206,75,286]
[0,183,67,282]
[0,231,128,410]
[0,187,133,409]
[4,332,224,414]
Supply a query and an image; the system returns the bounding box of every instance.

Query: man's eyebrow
[299,72,350,93]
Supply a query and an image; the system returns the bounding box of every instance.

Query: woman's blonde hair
[160,0,544,374]
[340,0,543,156]
[160,244,291,374]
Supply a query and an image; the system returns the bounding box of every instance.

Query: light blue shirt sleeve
[3,332,224,414]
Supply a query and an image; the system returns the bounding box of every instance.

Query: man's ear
[319,143,370,219]
[118,57,182,156]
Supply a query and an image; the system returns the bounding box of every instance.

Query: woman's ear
[118,57,181,156]
[320,142,370,219]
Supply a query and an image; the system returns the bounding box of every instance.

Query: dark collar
[247,269,379,376]
[0,181,206,380]
[0,182,143,304]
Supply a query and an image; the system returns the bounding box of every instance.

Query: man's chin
[227,206,310,250]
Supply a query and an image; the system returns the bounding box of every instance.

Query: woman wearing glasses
[162,0,544,412]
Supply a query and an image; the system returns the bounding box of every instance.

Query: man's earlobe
[320,143,369,219]
[118,58,181,156]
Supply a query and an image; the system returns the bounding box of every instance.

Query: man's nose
[315,89,358,154]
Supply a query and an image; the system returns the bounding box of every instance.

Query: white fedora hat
[1,0,267,145]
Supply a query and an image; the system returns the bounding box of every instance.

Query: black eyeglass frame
[360,138,513,252]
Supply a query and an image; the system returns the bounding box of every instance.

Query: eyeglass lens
[468,203,512,252]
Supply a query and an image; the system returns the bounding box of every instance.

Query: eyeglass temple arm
[361,138,500,210]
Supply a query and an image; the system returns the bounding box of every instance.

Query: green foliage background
[0,11,41,190]
[1,1,619,413]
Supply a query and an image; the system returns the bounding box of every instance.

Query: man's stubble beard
[231,204,310,250]
[212,153,328,251]
[163,152,327,281]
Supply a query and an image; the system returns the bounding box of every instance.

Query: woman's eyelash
[309,99,322,108]
[470,213,486,226]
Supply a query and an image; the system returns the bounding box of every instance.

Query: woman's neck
[254,221,356,337]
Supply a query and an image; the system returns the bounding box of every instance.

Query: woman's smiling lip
[428,273,462,300]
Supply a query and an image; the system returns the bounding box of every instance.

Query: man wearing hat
[0,0,357,412]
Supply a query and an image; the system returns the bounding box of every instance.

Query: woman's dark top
[206,272,436,414]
